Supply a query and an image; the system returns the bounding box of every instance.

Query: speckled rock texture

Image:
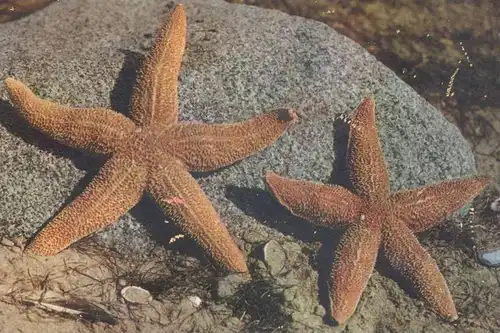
[0,0,477,254]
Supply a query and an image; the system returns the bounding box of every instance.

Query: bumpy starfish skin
[265,97,490,323]
[5,4,297,275]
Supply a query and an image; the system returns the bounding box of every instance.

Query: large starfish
[4,4,297,275]
[264,97,490,323]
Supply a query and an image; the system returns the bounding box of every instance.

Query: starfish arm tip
[4,77,15,85]
[172,3,186,16]
[359,95,376,108]
[263,171,285,193]
[4,77,25,95]
[330,306,351,325]
[25,239,61,256]
[264,170,278,178]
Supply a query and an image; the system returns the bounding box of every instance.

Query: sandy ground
[1,186,499,333]
[0,238,247,333]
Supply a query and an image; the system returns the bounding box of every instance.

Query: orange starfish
[264,97,489,323]
[4,4,297,275]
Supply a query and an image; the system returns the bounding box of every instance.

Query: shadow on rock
[0,99,101,171]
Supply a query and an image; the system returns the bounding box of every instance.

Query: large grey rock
[0,0,476,254]
[0,0,480,331]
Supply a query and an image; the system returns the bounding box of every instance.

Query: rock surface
[0,0,482,332]
[0,0,476,256]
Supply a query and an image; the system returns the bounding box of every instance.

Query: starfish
[264,97,490,324]
[4,4,297,275]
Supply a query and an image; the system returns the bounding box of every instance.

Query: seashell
[120,286,152,304]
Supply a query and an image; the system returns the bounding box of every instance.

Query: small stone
[117,279,127,287]
[177,257,200,269]
[283,286,297,302]
[255,260,267,272]
[281,241,302,262]
[0,238,14,247]
[314,304,326,317]
[243,243,253,253]
[120,286,152,304]
[490,197,500,212]
[263,240,286,276]
[187,295,202,308]
[477,247,500,267]
[291,310,306,322]
[217,273,248,298]
[242,229,268,243]
[10,246,21,253]
[174,298,199,317]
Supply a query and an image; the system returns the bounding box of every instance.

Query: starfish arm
[381,219,458,320]
[390,175,490,232]
[329,224,381,324]
[347,97,390,200]
[264,171,361,227]
[4,78,136,154]
[26,155,148,255]
[166,109,297,172]
[147,157,249,276]
[130,4,186,127]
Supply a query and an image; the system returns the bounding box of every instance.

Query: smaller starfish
[4,4,297,276]
[264,97,490,324]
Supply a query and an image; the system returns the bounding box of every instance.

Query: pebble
[314,305,326,317]
[242,229,268,243]
[187,295,202,308]
[263,240,286,276]
[177,257,200,269]
[490,197,500,212]
[477,247,500,267]
[10,246,21,253]
[0,238,14,247]
[217,273,248,298]
[120,286,153,304]
[117,279,127,287]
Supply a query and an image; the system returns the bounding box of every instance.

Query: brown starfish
[264,97,490,323]
[4,4,297,275]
